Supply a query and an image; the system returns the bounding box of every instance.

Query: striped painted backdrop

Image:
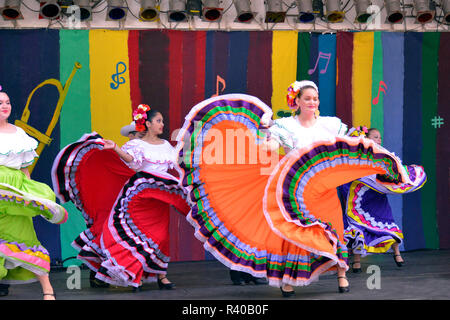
[0,29,448,266]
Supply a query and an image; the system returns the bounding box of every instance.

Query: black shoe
[393,254,404,267]
[89,270,110,288]
[229,270,244,286]
[280,286,295,298]
[352,262,362,273]
[338,276,350,293]
[132,285,142,293]
[0,284,9,297]
[246,277,269,285]
[158,277,175,290]
[240,272,269,285]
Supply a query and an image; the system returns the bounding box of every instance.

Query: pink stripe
[0,244,50,271]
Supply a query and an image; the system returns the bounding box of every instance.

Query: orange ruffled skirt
[175,94,424,287]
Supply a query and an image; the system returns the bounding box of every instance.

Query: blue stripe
[402,33,426,250]
[226,32,249,94]
[381,32,405,250]
[318,34,336,116]
[204,32,230,101]
[308,33,319,85]
[0,29,62,262]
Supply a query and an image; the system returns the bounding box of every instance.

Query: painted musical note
[308,52,332,75]
[211,75,226,97]
[372,80,387,105]
[110,62,127,90]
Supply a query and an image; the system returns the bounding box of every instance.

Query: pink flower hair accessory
[133,104,151,132]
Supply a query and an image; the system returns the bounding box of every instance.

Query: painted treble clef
[110,62,127,89]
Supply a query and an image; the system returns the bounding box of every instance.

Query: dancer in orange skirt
[52,105,190,291]
[175,81,426,297]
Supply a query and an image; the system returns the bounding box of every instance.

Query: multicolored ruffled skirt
[175,93,426,288]
[51,133,190,287]
[341,166,426,256]
[0,166,67,284]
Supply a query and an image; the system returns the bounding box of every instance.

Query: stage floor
[1,249,449,301]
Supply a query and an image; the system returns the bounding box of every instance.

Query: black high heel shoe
[240,272,269,285]
[393,254,404,267]
[337,276,350,293]
[280,286,295,298]
[351,261,362,273]
[230,270,244,285]
[89,270,110,288]
[132,284,142,292]
[158,276,175,290]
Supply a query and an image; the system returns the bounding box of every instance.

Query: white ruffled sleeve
[121,140,145,171]
[0,127,38,169]
[319,116,348,136]
[269,118,296,150]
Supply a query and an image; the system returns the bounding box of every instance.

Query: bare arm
[20,167,31,179]
[103,139,134,163]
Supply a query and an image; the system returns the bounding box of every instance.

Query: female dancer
[52,104,190,291]
[174,81,426,297]
[341,127,425,272]
[268,80,349,295]
[0,87,67,299]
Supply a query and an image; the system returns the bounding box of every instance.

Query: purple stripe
[0,239,49,255]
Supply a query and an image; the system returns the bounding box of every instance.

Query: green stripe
[297,33,311,80]
[59,30,92,267]
[371,31,384,135]
[420,32,439,249]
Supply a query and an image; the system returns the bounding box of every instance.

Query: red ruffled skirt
[52,133,190,287]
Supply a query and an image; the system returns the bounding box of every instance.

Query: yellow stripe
[5,243,51,262]
[365,239,398,254]
[271,31,298,119]
[89,30,132,147]
[352,32,374,127]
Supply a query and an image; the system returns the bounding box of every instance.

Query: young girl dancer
[341,127,425,272]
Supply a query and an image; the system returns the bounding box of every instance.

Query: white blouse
[269,116,348,150]
[0,126,38,170]
[121,139,178,173]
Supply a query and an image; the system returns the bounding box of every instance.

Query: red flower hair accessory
[286,80,319,109]
[133,104,151,132]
